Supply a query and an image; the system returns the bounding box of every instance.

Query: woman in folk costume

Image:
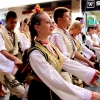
[68,21,96,86]
[95,24,100,41]
[26,4,100,100]
[75,17,96,60]
[86,25,100,60]
[68,21,100,86]
[20,18,31,51]
[68,21,95,64]
[21,18,31,40]
[92,24,100,45]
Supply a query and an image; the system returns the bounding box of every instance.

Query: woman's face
[36,12,54,37]
[90,28,96,34]
[72,26,82,36]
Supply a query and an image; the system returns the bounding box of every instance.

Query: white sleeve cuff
[0,47,6,51]
[85,68,96,84]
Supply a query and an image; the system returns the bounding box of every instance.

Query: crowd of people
[0,4,100,100]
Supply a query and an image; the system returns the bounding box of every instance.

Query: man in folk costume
[0,11,25,100]
[50,7,95,86]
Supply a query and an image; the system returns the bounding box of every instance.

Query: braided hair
[28,11,44,47]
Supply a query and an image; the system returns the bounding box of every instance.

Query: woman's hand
[88,61,94,68]
[90,70,100,86]
[92,92,100,100]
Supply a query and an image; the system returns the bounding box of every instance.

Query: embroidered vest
[30,41,63,74]
[22,31,30,40]
[91,36,97,44]
[72,37,82,53]
[87,33,96,44]
[53,28,75,58]
[0,27,19,55]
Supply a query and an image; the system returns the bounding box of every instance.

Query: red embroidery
[54,35,63,53]
[35,37,49,44]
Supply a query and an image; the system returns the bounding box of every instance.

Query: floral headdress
[80,19,84,24]
[80,19,84,28]
[32,4,44,13]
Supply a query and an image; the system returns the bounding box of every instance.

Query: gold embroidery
[22,31,30,40]
[91,36,97,44]
[72,37,82,53]
[49,89,53,100]
[0,28,19,55]
[35,41,62,74]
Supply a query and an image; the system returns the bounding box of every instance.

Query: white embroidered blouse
[29,42,95,100]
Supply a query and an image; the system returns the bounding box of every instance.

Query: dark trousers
[94,62,99,71]
[9,95,22,100]
[28,79,60,100]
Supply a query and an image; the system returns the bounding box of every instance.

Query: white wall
[71,0,83,22]
[9,7,29,22]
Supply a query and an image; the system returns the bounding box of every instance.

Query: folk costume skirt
[28,78,60,100]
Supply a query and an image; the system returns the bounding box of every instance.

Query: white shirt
[19,33,31,52]
[92,34,100,45]
[0,31,31,52]
[0,33,6,51]
[29,47,96,100]
[76,34,94,59]
[76,34,83,44]
[50,32,72,58]
[0,53,14,74]
[86,35,100,51]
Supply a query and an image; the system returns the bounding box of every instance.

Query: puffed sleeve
[0,53,14,74]
[82,44,94,59]
[86,36,93,49]
[19,33,31,52]
[29,50,93,100]
[62,54,96,84]
[86,36,100,51]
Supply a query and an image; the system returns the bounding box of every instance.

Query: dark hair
[96,24,100,28]
[6,11,17,20]
[87,25,96,32]
[28,12,44,47]
[20,21,23,27]
[75,17,83,21]
[24,18,28,23]
[53,7,70,24]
